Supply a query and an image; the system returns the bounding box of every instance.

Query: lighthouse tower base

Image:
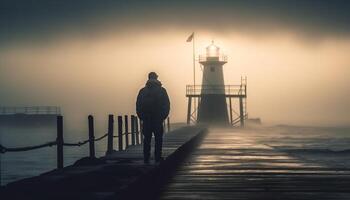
[197,94,229,125]
[186,81,247,127]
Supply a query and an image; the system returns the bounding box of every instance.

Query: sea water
[0,125,112,185]
[1,124,349,186]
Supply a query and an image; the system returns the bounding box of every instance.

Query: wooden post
[131,115,136,145]
[88,115,95,158]
[239,97,244,127]
[187,96,192,124]
[106,114,114,154]
[130,115,135,145]
[167,117,170,132]
[139,118,143,144]
[118,116,123,151]
[56,115,64,169]
[124,115,129,148]
[135,117,140,144]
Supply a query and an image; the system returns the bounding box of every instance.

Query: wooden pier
[158,128,350,200]
[0,125,206,200]
[2,124,350,200]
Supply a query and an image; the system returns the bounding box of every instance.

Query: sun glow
[1,29,350,126]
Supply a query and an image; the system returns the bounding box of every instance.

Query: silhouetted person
[136,72,170,164]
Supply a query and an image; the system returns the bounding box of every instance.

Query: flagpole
[193,33,195,87]
[192,33,196,122]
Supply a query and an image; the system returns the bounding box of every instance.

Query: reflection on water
[188,126,350,176]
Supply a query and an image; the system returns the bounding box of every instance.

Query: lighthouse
[186,41,247,126]
[197,41,229,124]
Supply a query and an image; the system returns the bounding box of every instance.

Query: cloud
[1,0,350,46]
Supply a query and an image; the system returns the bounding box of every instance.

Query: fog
[1,1,350,128]
[1,29,349,128]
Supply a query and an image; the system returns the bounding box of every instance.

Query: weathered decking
[0,126,206,200]
[159,128,350,200]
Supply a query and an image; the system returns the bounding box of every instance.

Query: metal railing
[0,106,61,115]
[186,85,246,96]
[199,55,227,62]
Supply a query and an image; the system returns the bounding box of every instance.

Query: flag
[186,32,194,42]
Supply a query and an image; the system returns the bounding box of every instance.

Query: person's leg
[142,120,152,163]
[154,121,164,162]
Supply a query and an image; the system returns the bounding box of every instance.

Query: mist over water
[1,1,350,127]
[1,31,350,127]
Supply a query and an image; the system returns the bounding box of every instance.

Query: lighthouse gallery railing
[198,55,228,62]
[186,85,246,97]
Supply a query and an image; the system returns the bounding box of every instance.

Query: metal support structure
[239,97,244,127]
[229,97,233,125]
[186,80,247,125]
[187,96,192,124]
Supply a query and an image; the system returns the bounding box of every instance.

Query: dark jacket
[136,79,170,121]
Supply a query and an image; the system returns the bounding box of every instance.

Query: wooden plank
[158,128,350,200]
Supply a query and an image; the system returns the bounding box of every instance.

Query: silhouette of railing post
[140,118,143,144]
[106,114,114,155]
[88,115,95,158]
[118,116,123,151]
[131,115,136,145]
[56,116,64,169]
[167,117,171,132]
[124,115,129,148]
[135,117,140,144]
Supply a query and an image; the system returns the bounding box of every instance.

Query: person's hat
[148,72,158,79]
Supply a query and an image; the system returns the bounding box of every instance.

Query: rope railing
[113,133,127,138]
[62,133,108,147]
[0,133,110,152]
[0,114,171,170]
[0,141,57,153]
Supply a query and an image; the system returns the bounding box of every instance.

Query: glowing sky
[1,0,350,126]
